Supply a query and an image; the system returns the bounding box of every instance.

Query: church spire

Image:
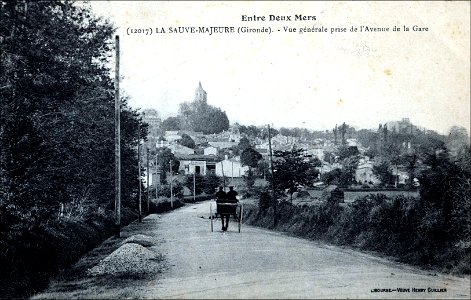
[195,81,207,103]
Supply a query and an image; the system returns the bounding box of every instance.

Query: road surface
[34,200,470,299]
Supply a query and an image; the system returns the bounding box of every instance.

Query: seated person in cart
[215,186,238,231]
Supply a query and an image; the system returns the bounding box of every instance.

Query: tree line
[0,2,146,297]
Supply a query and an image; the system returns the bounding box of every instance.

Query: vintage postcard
[1,1,470,299]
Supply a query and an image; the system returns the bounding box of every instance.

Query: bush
[203,173,221,195]
[149,197,184,213]
[184,174,205,195]
[158,182,184,199]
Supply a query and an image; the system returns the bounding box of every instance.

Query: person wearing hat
[226,186,238,202]
[220,186,238,231]
[215,186,228,231]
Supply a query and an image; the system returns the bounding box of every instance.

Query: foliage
[238,136,251,152]
[240,147,262,168]
[161,116,180,131]
[158,182,184,199]
[203,173,221,194]
[271,147,319,199]
[156,148,179,183]
[238,124,261,137]
[0,2,150,296]
[373,161,393,185]
[184,173,205,195]
[179,133,196,149]
[178,99,229,134]
[337,146,359,160]
[243,169,256,188]
[321,168,342,186]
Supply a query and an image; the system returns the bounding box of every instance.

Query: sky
[88,1,470,135]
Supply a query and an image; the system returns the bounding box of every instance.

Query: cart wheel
[238,204,243,233]
[210,203,214,232]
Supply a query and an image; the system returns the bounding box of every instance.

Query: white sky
[88,1,470,135]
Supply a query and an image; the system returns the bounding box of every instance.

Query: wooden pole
[170,160,174,207]
[155,146,159,200]
[146,147,150,212]
[114,35,121,237]
[221,160,226,190]
[268,124,277,227]
[138,132,142,223]
[193,163,196,202]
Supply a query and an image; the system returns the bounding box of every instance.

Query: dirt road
[34,201,470,299]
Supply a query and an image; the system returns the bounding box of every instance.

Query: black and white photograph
[1,1,470,299]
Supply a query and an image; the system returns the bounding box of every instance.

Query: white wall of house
[179,160,207,175]
[204,146,218,156]
[215,158,249,178]
[355,166,380,184]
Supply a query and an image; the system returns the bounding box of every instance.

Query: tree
[179,133,195,149]
[419,152,471,250]
[184,174,204,195]
[238,136,251,153]
[177,98,229,134]
[0,2,145,296]
[339,156,359,187]
[373,161,393,186]
[161,116,180,131]
[241,148,263,188]
[337,146,359,160]
[203,173,221,194]
[241,148,262,168]
[0,1,143,221]
[272,147,319,201]
[157,148,179,184]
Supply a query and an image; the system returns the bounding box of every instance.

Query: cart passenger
[220,186,238,231]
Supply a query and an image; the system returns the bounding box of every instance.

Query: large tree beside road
[0,2,146,297]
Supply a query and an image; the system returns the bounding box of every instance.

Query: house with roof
[177,154,221,176]
[208,141,238,149]
[204,146,218,156]
[215,156,249,178]
[168,144,195,156]
[355,159,380,185]
[164,131,181,143]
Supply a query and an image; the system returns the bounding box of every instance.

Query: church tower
[195,81,207,104]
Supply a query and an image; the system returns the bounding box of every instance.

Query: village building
[215,156,249,178]
[355,158,380,185]
[176,154,220,176]
[203,146,218,156]
[168,144,195,156]
[164,130,182,143]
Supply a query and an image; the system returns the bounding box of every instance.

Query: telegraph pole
[268,124,277,227]
[114,35,121,237]
[193,163,196,202]
[146,147,150,212]
[138,125,142,223]
[221,160,226,190]
[155,146,160,200]
[170,160,174,208]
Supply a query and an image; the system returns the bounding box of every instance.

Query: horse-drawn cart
[209,200,243,232]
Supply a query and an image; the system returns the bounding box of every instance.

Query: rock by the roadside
[87,243,160,276]
[122,234,155,247]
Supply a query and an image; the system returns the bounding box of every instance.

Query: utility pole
[193,162,196,202]
[114,35,121,237]
[155,146,160,200]
[146,147,150,212]
[138,124,142,223]
[170,160,174,208]
[268,124,277,227]
[221,160,226,190]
